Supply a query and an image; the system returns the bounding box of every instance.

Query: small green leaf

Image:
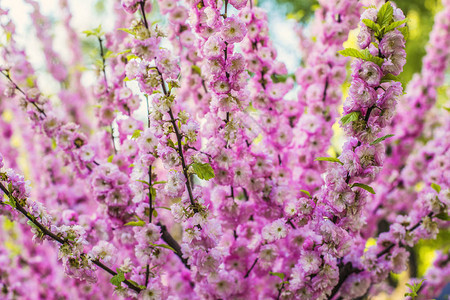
[150,187,156,200]
[404,279,425,299]
[352,183,376,194]
[136,180,150,186]
[149,242,177,253]
[435,212,450,221]
[380,74,400,83]
[83,25,104,38]
[105,49,131,59]
[361,49,384,66]
[377,1,394,28]
[338,48,364,59]
[154,206,171,211]
[269,272,285,281]
[131,129,141,139]
[314,157,344,165]
[152,181,167,186]
[191,65,201,75]
[110,271,125,287]
[299,190,311,198]
[341,111,361,126]
[117,27,135,36]
[338,48,383,66]
[370,134,395,145]
[124,220,145,227]
[27,220,40,231]
[271,73,294,83]
[431,183,441,193]
[152,209,158,218]
[124,215,145,227]
[191,163,215,180]
[362,19,380,32]
[126,54,140,60]
[107,155,114,163]
[398,26,409,41]
[384,19,408,32]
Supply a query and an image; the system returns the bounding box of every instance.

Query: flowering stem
[139,1,149,29]
[97,37,108,88]
[168,108,197,210]
[148,165,153,223]
[244,258,258,278]
[0,182,142,293]
[157,222,191,269]
[92,259,142,293]
[327,262,361,300]
[329,213,434,299]
[322,78,329,102]
[377,212,434,259]
[0,71,47,117]
[110,124,117,154]
[145,164,153,287]
[0,182,65,244]
[276,281,285,300]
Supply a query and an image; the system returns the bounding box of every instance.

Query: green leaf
[377,2,393,28]
[338,48,383,66]
[150,187,156,200]
[149,242,177,253]
[404,279,425,299]
[27,220,40,231]
[299,189,311,198]
[352,183,376,194]
[110,271,125,287]
[83,25,104,38]
[361,49,384,66]
[435,212,450,221]
[271,73,294,83]
[152,181,167,186]
[431,183,441,193]
[124,215,145,227]
[124,220,145,227]
[314,157,344,165]
[380,74,400,83]
[338,48,364,59]
[398,26,409,41]
[154,206,171,211]
[136,180,150,186]
[191,65,201,75]
[51,138,57,150]
[117,27,135,36]
[370,134,395,145]
[269,272,285,280]
[131,129,141,139]
[126,54,140,60]
[341,111,361,126]
[384,19,408,32]
[152,209,158,218]
[191,163,215,180]
[362,19,380,32]
[104,49,131,59]
[107,155,114,163]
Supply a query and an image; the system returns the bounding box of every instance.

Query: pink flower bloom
[221,17,247,44]
[379,30,406,57]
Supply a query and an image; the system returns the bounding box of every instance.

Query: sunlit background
[1,0,449,298]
